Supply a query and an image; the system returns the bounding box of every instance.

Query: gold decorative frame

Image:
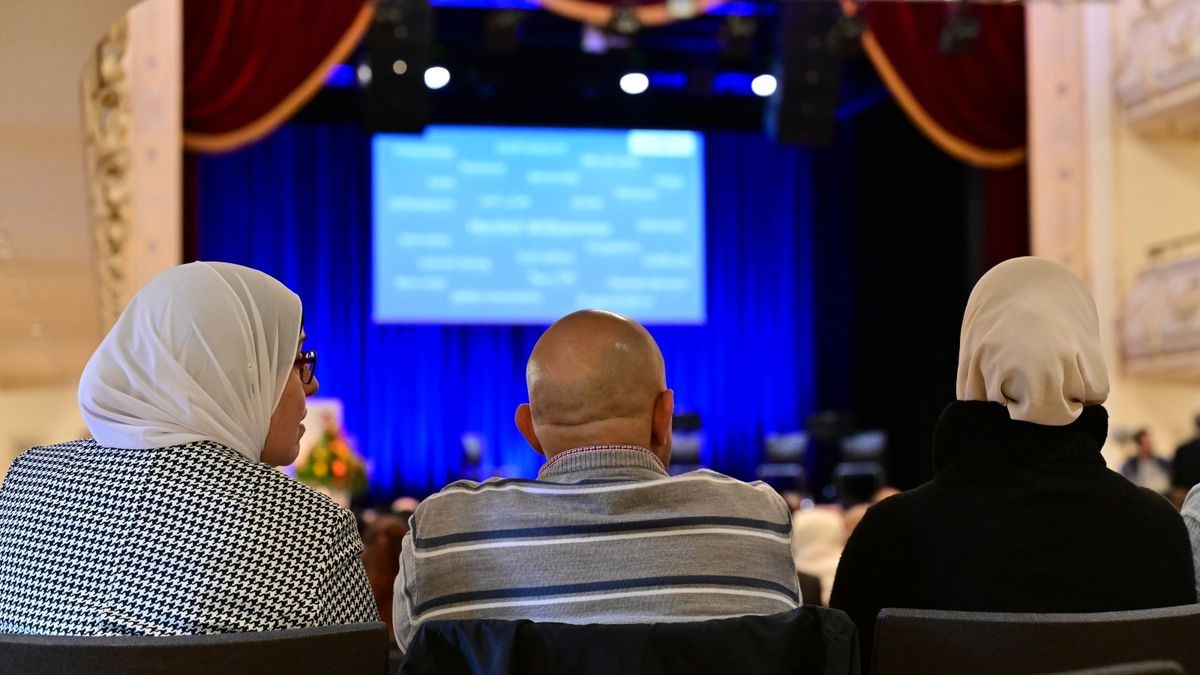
[81,17,132,331]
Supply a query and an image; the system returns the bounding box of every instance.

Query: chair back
[0,622,389,675]
[1043,661,1184,675]
[401,607,859,675]
[871,605,1200,675]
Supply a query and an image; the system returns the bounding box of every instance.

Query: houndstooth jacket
[0,438,378,635]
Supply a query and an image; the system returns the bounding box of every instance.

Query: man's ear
[650,389,674,465]
[515,403,544,456]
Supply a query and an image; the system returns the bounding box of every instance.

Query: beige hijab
[956,257,1109,426]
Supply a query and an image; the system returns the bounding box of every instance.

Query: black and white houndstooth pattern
[0,438,378,635]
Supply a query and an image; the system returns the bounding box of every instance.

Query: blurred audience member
[392,310,799,650]
[1181,486,1200,598]
[362,512,412,641]
[392,496,421,514]
[1121,429,1172,497]
[791,508,845,606]
[779,489,805,512]
[842,503,869,539]
[842,488,899,539]
[830,258,1196,670]
[1172,414,1200,508]
[872,487,900,502]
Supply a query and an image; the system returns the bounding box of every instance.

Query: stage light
[424,66,451,89]
[620,72,649,95]
[356,63,373,86]
[393,59,409,75]
[751,74,777,97]
[325,63,356,88]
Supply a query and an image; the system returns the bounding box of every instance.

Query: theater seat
[398,607,859,675]
[871,606,1200,675]
[1041,661,1184,675]
[0,622,389,675]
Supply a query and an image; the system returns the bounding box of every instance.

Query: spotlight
[424,66,450,90]
[751,74,777,97]
[619,72,649,95]
[356,63,373,86]
[939,6,980,55]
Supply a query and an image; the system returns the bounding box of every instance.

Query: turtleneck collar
[932,400,1109,475]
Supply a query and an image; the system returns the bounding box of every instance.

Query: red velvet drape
[184,0,373,153]
[863,2,1029,264]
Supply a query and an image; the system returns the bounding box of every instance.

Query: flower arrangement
[295,412,368,499]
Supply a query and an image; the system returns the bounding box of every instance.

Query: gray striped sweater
[393,445,800,649]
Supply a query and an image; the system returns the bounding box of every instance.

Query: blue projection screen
[372,126,706,324]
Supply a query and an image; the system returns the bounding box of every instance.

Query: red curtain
[863,2,1028,264]
[184,0,373,153]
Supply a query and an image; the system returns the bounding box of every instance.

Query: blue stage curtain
[196,124,816,499]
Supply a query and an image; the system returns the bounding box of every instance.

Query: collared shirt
[393,444,800,650]
[538,443,667,478]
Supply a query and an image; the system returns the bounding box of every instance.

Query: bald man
[392,310,800,650]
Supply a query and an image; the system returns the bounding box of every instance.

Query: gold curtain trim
[184,1,375,154]
[862,29,1026,170]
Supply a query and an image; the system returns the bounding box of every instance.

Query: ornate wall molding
[81,17,132,331]
[80,0,182,330]
[1120,252,1200,379]
[1115,0,1200,135]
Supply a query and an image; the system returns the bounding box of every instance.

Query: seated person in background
[790,508,845,606]
[1121,429,1172,497]
[0,262,377,635]
[830,257,1196,670]
[1172,416,1200,508]
[1183,486,1200,599]
[361,506,415,641]
[392,310,800,649]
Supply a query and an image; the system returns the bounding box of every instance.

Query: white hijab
[956,256,1109,426]
[78,262,302,461]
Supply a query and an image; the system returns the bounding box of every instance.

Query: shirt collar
[538,444,668,480]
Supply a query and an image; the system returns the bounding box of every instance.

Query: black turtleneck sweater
[830,401,1197,669]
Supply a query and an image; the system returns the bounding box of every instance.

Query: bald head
[516,310,673,461]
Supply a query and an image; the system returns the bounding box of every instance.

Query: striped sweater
[392,445,800,649]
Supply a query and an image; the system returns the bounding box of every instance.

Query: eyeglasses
[295,350,317,385]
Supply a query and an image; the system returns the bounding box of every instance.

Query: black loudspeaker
[766,0,844,145]
[364,0,433,133]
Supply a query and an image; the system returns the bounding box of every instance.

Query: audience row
[1,257,1198,672]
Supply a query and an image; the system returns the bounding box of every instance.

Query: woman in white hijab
[830,257,1196,670]
[0,262,377,635]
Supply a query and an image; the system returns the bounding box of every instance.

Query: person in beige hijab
[830,257,1196,670]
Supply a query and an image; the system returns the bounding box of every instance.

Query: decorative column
[81,0,181,328]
